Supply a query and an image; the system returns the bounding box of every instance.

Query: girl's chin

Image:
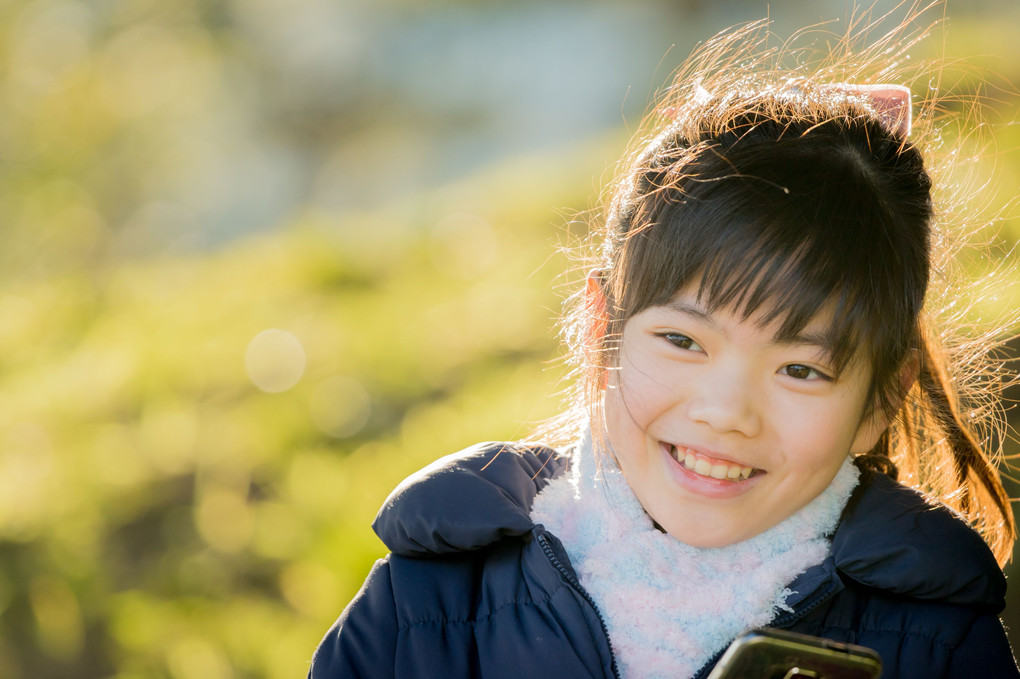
[653,516,758,548]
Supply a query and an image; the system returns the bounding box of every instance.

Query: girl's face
[602,283,885,548]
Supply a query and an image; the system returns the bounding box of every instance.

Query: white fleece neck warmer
[530,432,859,679]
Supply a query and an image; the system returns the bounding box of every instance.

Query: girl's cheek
[617,370,676,422]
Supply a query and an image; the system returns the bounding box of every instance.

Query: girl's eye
[779,364,831,381]
[662,333,704,352]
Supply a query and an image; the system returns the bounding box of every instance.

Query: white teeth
[670,445,756,481]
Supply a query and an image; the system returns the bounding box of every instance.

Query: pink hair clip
[820,83,912,137]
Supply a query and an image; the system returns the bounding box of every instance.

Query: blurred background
[1,0,1019,677]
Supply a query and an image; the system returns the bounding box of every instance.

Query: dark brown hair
[546,16,1016,564]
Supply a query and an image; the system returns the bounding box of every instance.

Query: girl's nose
[685,368,762,437]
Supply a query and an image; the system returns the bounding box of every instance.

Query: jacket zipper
[536,532,621,679]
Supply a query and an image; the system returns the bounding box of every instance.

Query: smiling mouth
[667,444,758,481]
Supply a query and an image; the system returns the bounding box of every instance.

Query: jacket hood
[373,443,1005,609]
[372,442,565,557]
[828,468,1006,609]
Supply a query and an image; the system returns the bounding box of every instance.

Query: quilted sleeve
[308,557,398,679]
[945,613,1019,678]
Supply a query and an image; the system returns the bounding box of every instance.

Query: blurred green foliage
[2,0,1020,677]
[0,140,621,676]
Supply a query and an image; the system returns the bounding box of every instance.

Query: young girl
[309,18,1018,679]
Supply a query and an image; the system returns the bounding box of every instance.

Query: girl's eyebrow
[662,299,831,350]
[663,299,717,326]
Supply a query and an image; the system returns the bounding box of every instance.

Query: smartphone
[706,628,882,679]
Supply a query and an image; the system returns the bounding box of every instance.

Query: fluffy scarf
[530,434,859,678]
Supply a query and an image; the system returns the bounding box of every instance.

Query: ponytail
[873,328,1016,565]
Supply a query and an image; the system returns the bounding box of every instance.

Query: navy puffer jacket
[309,443,1018,678]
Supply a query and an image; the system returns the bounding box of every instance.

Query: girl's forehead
[650,285,838,349]
[680,275,836,330]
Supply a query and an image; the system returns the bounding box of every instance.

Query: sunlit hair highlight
[536,10,1016,564]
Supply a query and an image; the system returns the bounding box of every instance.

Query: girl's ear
[585,270,608,344]
[585,270,610,389]
[850,406,888,455]
[899,349,920,394]
[850,353,919,453]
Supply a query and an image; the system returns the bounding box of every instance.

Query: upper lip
[662,441,758,470]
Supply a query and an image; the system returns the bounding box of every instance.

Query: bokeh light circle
[245,329,306,393]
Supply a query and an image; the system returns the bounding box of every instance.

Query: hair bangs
[615,127,927,382]
[683,191,869,377]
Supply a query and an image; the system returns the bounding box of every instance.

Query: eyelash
[660,333,703,352]
[658,333,833,382]
[779,364,833,382]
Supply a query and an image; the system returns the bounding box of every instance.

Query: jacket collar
[372,442,564,557]
[823,468,1005,608]
[374,444,1005,610]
